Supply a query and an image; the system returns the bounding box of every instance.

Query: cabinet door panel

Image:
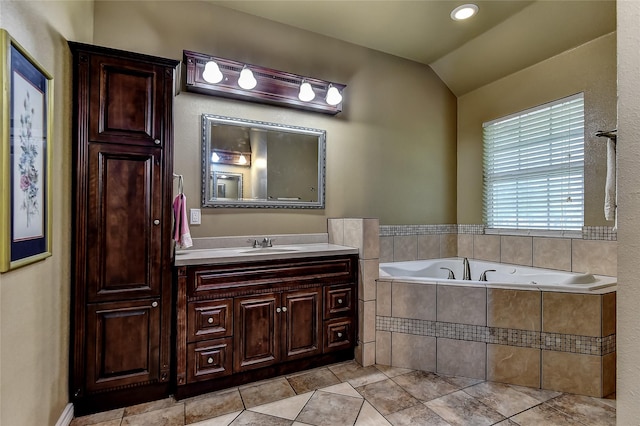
[234,295,278,372]
[89,55,165,147]
[283,289,322,361]
[86,143,162,302]
[86,299,160,392]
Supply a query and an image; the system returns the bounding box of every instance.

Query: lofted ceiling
[212,0,616,96]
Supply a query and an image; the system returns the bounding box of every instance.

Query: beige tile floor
[70,361,616,426]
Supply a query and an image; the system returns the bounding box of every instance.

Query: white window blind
[483,93,584,231]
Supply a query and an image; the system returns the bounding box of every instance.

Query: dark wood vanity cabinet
[175,255,358,398]
[69,42,179,414]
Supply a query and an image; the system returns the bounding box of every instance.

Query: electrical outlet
[190,208,201,225]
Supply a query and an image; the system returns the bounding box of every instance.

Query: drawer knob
[276,307,281,313]
[207,357,214,364]
[337,332,343,338]
[207,317,214,324]
[153,219,160,225]
[337,298,343,304]
[151,301,158,308]
[154,139,161,145]
[282,307,287,312]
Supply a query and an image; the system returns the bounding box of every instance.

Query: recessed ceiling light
[451,4,479,21]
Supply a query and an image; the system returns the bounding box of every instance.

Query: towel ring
[173,173,184,194]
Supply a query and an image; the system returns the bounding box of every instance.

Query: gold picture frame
[0,29,53,272]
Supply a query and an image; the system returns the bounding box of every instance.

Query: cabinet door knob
[276,307,281,313]
[282,307,287,312]
[337,332,343,338]
[207,357,214,364]
[337,298,343,304]
[153,219,160,225]
[207,317,214,324]
[154,139,161,145]
[152,301,158,308]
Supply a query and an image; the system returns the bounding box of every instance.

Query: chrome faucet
[440,267,456,280]
[479,269,496,282]
[463,257,471,280]
[248,237,273,248]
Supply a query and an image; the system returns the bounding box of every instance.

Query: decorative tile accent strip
[380,224,617,240]
[457,224,485,234]
[583,226,617,241]
[379,224,457,237]
[376,316,616,356]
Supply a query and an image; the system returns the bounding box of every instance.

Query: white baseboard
[55,403,74,426]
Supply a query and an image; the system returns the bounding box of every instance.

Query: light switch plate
[190,208,201,225]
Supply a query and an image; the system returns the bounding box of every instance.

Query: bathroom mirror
[212,171,243,200]
[202,114,326,208]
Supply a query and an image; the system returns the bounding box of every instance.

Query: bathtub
[379,257,616,291]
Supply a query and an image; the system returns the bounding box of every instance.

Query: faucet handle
[479,269,496,281]
[440,267,456,280]
[252,239,260,248]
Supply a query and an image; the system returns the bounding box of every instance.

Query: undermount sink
[239,247,300,254]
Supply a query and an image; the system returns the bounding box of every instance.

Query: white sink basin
[239,247,300,254]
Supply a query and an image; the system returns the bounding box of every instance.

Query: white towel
[604,138,616,225]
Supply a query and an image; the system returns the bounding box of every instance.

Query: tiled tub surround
[375,276,616,398]
[380,224,617,277]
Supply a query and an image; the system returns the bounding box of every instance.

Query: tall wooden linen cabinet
[69,42,179,414]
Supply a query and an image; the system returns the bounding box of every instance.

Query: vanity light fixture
[184,50,346,115]
[210,150,251,166]
[451,3,478,20]
[325,84,343,106]
[202,60,223,83]
[237,65,257,90]
[298,80,315,102]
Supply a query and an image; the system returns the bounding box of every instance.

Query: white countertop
[174,243,359,266]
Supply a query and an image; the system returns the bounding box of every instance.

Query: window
[483,94,584,231]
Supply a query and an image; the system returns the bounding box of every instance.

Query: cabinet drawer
[323,318,354,353]
[187,338,233,383]
[189,256,356,297]
[187,299,233,342]
[324,285,355,319]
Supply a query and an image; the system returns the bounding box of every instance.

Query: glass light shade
[325,85,343,106]
[451,4,478,20]
[298,81,315,102]
[238,154,248,165]
[211,152,220,163]
[202,61,223,83]
[238,66,257,90]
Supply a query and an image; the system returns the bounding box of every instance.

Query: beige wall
[0,1,93,425]
[617,0,640,423]
[457,32,617,226]
[92,1,458,236]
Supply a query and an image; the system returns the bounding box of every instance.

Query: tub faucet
[440,267,455,280]
[463,257,471,280]
[479,269,496,282]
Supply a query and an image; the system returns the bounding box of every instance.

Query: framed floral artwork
[0,30,53,272]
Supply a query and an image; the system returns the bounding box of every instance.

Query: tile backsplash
[379,225,617,277]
